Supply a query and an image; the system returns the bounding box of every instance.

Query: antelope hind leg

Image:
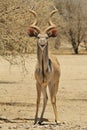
[49,83,60,124]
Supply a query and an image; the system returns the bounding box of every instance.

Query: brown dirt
[0,54,87,130]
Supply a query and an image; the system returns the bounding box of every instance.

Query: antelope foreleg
[38,87,48,125]
[34,82,41,125]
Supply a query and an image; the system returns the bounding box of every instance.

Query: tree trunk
[74,47,79,54]
[71,41,79,54]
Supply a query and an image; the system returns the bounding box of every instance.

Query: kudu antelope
[28,9,61,125]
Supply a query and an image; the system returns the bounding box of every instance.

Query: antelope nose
[40,44,45,47]
[38,38,47,49]
[39,40,46,47]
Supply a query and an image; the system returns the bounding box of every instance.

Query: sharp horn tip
[29,9,33,12]
[53,5,58,11]
[54,9,58,12]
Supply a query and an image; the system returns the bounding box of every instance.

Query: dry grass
[0,55,87,129]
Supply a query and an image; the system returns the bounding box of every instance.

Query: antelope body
[28,9,61,125]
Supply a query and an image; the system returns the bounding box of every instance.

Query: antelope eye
[45,34,48,39]
[37,35,40,39]
[46,36,48,39]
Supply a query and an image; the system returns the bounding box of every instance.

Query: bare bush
[54,0,86,54]
[0,0,58,73]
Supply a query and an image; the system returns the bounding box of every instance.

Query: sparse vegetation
[54,0,87,54]
[0,0,87,56]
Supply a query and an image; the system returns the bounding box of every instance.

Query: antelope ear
[46,28,58,37]
[28,27,39,37]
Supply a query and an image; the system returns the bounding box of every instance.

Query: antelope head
[28,9,58,51]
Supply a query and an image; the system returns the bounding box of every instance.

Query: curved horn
[44,9,58,33]
[29,9,37,26]
[48,9,58,26]
[29,9,41,33]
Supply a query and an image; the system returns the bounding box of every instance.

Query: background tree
[0,0,87,55]
[65,0,85,54]
[54,0,86,54]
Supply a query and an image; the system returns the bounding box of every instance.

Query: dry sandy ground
[0,54,87,130]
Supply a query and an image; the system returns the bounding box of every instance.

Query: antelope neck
[37,43,50,82]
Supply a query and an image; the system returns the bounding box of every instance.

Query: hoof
[34,121,37,125]
[34,119,37,125]
[38,120,43,125]
[55,120,61,125]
